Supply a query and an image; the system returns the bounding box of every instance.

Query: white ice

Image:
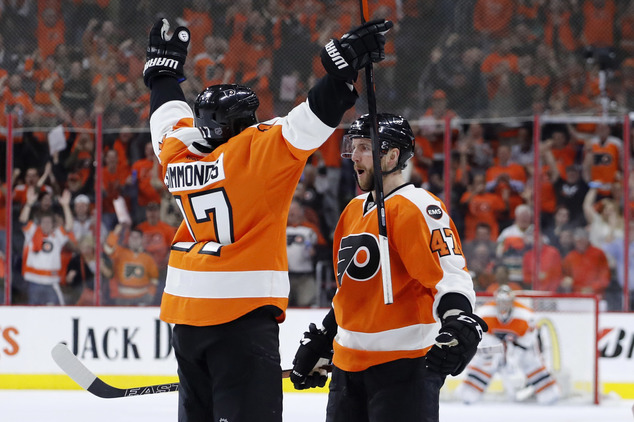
[1,390,633,422]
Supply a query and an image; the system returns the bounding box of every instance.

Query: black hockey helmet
[194,84,260,142]
[341,113,415,172]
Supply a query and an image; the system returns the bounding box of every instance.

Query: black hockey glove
[425,312,488,376]
[143,19,190,88]
[290,323,333,390]
[320,19,393,82]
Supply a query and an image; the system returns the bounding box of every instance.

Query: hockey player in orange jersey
[458,285,561,405]
[143,16,393,422]
[290,114,487,422]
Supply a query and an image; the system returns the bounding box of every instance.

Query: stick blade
[51,343,97,390]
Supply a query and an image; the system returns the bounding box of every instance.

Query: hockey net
[440,291,600,404]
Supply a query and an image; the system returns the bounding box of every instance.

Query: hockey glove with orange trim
[143,19,190,88]
[320,19,393,82]
[425,312,488,376]
[290,323,333,390]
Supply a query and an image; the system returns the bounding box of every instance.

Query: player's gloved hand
[321,19,393,82]
[425,312,488,376]
[143,18,190,88]
[290,323,333,390]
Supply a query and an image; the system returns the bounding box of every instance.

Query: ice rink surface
[1,390,633,422]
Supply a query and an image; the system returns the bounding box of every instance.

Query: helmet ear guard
[341,113,415,173]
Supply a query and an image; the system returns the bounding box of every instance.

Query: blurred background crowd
[0,0,633,311]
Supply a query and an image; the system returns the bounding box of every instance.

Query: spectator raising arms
[20,189,75,305]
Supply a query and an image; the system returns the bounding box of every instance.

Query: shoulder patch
[426,204,443,220]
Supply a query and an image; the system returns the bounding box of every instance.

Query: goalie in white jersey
[458,285,561,405]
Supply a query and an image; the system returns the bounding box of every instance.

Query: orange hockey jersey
[150,99,335,326]
[105,232,159,299]
[331,184,476,372]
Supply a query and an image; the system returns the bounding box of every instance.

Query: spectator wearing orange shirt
[36,7,65,60]
[136,202,176,275]
[130,142,164,223]
[582,0,615,48]
[412,129,434,186]
[581,123,622,198]
[103,224,159,306]
[460,172,508,241]
[485,144,527,219]
[104,125,133,176]
[29,55,64,108]
[2,74,36,128]
[13,166,54,207]
[522,235,563,292]
[102,149,133,231]
[544,127,576,179]
[481,39,519,96]
[544,0,578,55]
[561,227,611,296]
[92,60,128,106]
[473,0,515,39]
[520,57,552,113]
[619,2,634,57]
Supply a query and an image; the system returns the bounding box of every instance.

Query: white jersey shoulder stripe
[335,321,440,352]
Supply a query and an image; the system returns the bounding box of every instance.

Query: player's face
[350,138,375,191]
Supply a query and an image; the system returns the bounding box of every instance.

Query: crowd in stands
[0,0,633,310]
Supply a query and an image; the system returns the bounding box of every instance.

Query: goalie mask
[341,113,415,174]
[194,84,259,143]
[495,285,515,323]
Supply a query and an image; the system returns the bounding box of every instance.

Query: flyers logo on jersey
[164,153,226,192]
[336,233,380,285]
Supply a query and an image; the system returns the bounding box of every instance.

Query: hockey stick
[52,343,179,398]
[359,0,393,305]
[52,343,331,399]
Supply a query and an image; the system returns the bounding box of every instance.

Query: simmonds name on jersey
[164,153,226,192]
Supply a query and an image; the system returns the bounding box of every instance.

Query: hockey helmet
[194,84,260,142]
[341,113,415,173]
[495,284,515,323]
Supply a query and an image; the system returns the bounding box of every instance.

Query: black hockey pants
[325,356,446,422]
[172,306,282,422]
